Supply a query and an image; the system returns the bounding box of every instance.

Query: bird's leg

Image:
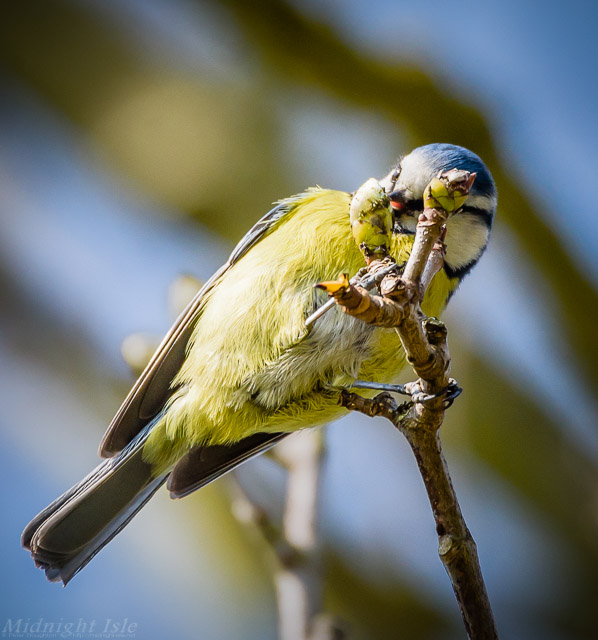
[350,378,462,408]
[350,380,409,395]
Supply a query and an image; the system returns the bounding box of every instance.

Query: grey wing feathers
[167,432,288,499]
[99,201,292,457]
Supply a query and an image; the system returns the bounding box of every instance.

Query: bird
[21,143,496,585]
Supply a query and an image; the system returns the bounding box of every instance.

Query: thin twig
[229,431,344,640]
[275,432,324,640]
[305,262,396,328]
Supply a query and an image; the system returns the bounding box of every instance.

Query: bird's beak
[387,189,407,212]
[387,188,418,235]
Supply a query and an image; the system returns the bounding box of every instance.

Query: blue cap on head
[407,143,496,200]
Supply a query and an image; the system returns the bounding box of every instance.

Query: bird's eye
[390,166,401,191]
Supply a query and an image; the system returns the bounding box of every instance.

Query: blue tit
[22,143,496,584]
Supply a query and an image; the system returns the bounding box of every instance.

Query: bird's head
[379,143,497,278]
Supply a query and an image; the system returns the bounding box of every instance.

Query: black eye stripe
[463,206,494,228]
[399,200,422,214]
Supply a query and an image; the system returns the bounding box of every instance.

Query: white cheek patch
[444,214,490,270]
[466,192,497,212]
[396,153,433,197]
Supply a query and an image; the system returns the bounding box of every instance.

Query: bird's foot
[402,378,462,408]
[351,378,462,408]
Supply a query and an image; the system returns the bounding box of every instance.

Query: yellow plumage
[143,188,458,471]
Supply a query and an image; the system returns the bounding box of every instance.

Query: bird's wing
[167,432,288,499]
[99,200,293,457]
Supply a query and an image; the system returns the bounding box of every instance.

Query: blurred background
[1,1,597,638]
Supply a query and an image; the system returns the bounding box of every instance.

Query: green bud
[350,178,393,258]
[423,169,476,214]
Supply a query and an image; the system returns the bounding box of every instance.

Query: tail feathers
[22,420,168,585]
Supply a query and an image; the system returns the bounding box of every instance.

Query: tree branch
[333,172,499,639]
